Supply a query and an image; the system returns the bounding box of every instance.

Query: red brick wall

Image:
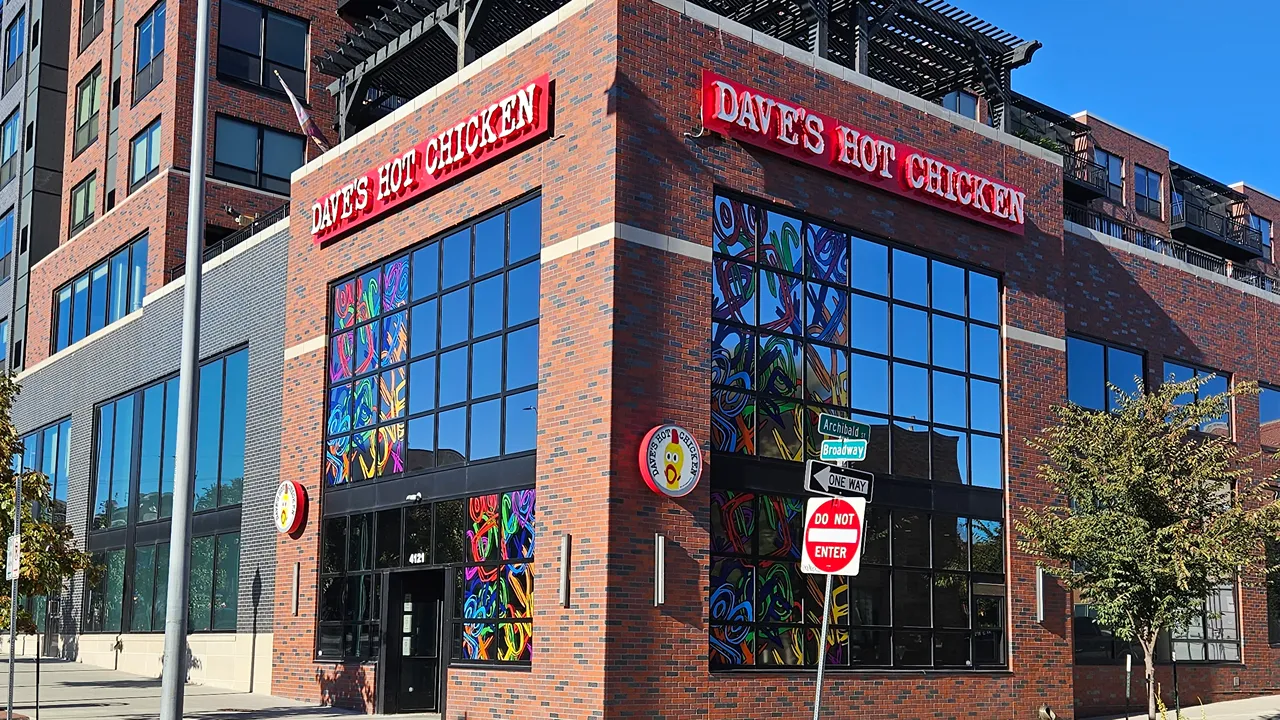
[274,0,620,714]
[604,2,1071,718]
[1236,183,1280,266]
[1078,114,1171,240]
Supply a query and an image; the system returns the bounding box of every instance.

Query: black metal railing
[1170,196,1264,252]
[1065,201,1280,296]
[1063,152,1108,194]
[166,204,290,281]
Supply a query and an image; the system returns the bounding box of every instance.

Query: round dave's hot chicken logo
[274,480,307,534]
[639,425,703,497]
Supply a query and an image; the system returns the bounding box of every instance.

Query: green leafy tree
[1017,375,1280,719]
[0,374,93,633]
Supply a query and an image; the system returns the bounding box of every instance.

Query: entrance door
[380,569,447,714]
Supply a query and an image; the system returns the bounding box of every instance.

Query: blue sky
[955,0,1280,196]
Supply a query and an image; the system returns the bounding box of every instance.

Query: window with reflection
[53,233,147,353]
[1172,585,1239,662]
[709,194,1007,671]
[15,418,70,523]
[90,347,246,530]
[1066,336,1144,411]
[316,490,533,665]
[711,194,1004,488]
[1164,360,1230,437]
[1261,386,1280,452]
[710,491,1005,670]
[1094,148,1123,204]
[323,195,540,487]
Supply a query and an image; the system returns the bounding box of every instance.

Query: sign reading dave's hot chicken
[701,71,1027,234]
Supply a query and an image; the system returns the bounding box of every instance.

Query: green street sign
[820,438,867,463]
[818,413,870,441]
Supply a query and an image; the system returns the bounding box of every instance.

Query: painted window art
[324,195,541,487]
[456,489,535,663]
[711,194,1004,488]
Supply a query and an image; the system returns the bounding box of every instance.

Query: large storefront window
[711,195,1003,486]
[711,492,1004,669]
[324,195,540,486]
[709,193,1007,671]
[317,489,534,664]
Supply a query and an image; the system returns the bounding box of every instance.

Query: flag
[275,70,332,152]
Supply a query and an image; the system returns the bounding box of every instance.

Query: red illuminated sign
[311,74,553,243]
[700,71,1026,235]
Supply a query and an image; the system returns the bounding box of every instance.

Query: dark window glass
[212,116,303,193]
[1068,337,1144,412]
[74,67,102,155]
[18,418,71,523]
[84,549,125,632]
[1134,164,1161,218]
[69,173,95,234]
[218,0,307,92]
[1094,148,1124,204]
[133,2,165,101]
[188,537,214,631]
[376,509,401,568]
[1250,214,1272,255]
[941,90,977,120]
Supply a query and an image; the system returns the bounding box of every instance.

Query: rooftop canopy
[317,0,1039,137]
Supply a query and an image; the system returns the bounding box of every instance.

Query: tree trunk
[1142,637,1158,720]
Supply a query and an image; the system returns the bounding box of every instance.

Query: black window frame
[1134,164,1162,219]
[1064,335,1146,412]
[4,12,23,93]
[52,232,147,353]
[0,109,20,189]
[14,416,71,524]
[1170,584,1241,663]
[1163,359,1232,438]
[0,207,13,284]
[69,172,96,236]
[1262,384,1280,453]
[210,115,304,194]
[215,0,308,95]
[132,0,166,104]
[1250,213,1272,259]
[129,118,162,190]
[79,0,105,52]
[1094,148,1124,204]
[72,65,102,156]
[88,345,248,533]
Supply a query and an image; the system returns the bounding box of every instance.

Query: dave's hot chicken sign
[701,72,1026,234]
[311,74,552,243]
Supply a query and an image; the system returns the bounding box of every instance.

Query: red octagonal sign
[801,497,867,576]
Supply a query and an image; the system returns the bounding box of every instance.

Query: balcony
[1169,163,1264,261]
[1170,196,1263,261]
[1065,201,1280,298]
[1009,93,1107,203]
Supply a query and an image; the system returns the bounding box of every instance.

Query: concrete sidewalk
[1083,694,1280,720]
[0,658,359,720]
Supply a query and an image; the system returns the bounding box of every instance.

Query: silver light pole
[158,0,212,716]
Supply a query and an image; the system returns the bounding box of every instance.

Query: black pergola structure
[1169,163,1264,261]
[1007,92,1108,203]
[317,0,1040,139]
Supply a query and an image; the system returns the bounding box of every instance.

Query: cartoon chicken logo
[663,429,685,490]
[640,424,703,498]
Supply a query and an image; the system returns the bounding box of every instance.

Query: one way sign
[805,460,874,501]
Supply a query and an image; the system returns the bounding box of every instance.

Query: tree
[0,374,92,634]
[1016,375,1280,719]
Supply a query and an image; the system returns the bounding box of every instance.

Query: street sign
[5,536,17,582]
[819,438,867,462]
[817,413,870,441]
[805,459,874,500]
[800,497,866,576]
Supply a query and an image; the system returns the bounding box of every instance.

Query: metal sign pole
[811,573,833,720]
[1124,653,1132,718]
[7,473,20,720]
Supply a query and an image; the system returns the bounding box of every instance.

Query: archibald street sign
[817,413,870,441]
[805,460,874,501]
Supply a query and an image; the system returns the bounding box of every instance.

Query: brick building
[9,0,1280,717]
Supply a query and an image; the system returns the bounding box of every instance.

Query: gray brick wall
[11,223,289,636]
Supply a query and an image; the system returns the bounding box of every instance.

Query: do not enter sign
[801,497,867,576]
